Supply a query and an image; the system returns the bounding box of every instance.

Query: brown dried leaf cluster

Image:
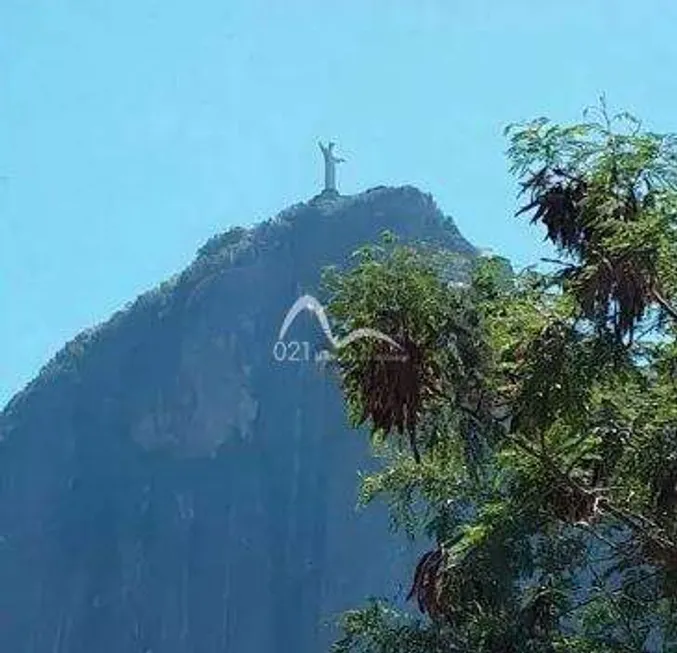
[348,335,442,463]
[518,166,662,338]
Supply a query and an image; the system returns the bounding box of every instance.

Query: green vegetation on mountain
[327,100,677,651]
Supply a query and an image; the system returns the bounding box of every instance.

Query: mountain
[0,185,476,653]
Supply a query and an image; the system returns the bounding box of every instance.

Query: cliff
[0,185,476,653]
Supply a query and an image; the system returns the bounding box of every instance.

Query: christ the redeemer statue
[319,141,344,193]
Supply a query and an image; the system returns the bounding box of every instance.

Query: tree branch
[653,288,677,323]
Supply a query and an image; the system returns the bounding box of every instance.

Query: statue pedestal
[310,188,341,204]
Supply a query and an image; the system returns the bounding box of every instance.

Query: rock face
[0,186,476,653]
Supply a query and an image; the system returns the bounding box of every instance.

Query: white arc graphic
[278,295,402,350]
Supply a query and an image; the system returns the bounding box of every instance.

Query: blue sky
[2,0,677,407]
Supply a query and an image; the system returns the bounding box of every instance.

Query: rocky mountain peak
[0,185,475,653]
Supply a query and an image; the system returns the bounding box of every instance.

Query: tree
[325,100,677,651]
